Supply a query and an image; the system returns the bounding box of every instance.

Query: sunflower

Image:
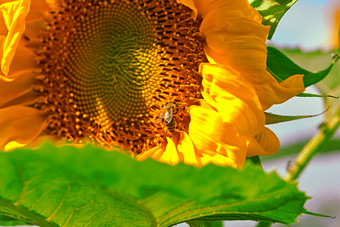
[0,0,305,168]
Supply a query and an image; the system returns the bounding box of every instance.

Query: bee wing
[157,113,164,124]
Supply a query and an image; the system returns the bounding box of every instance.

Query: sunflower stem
[285,105,340,182]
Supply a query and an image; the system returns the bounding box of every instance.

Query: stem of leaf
[285,105,340,181]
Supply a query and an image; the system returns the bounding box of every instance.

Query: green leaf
[266,46,339,87]
[297,92,338,98]
[249,0,298,39]
[265,111,325,125]
[187,220,223,227]
[0,143,310,226]
[246,156,262,167]
[0,214,30,226]
[256,222,272,227]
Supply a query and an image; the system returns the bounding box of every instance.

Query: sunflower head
[32,0,207,153]
[1,0,305,168]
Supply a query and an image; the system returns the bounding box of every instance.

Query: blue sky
[269,0,337,51]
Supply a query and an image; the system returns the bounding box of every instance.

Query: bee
[157,102,178,133]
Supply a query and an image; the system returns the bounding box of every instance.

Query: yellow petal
[0,105,47,150]
[251,73,305,110]
[200,152,241,168]
[135,142,166,161]
[23,0,52,50]
[188,103,247,168]
[0,70,37,108]
[176,131,200,166]
[200,63,265,136]
[4,141,26,151]
[246,127,280,157]
[200,7,305,109]
[0,0,31,78]
[200,3,269,70]
[0,10,6,37]
[149,137,179,165]
[136,136,180,165]
[193,0,262,22]
[26,0,49,22]
[1,39,37,81]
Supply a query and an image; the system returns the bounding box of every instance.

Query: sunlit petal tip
[4,141,26,151]
[0,0,31,78]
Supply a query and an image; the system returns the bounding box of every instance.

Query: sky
[269,0,337,51]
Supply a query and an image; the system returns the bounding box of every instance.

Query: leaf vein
[46,183,71,222]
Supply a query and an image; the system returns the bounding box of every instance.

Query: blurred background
[235,0,340,226]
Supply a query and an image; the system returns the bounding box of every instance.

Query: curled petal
[0,0,31,78]
[200,63,264,136]
[0,106,47,151]
[200,7,268,77]
[201,9,269,69]
[258,74,305,110]
[188,103,247,168]
[246,127,280,157]
[200,6,305,110]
